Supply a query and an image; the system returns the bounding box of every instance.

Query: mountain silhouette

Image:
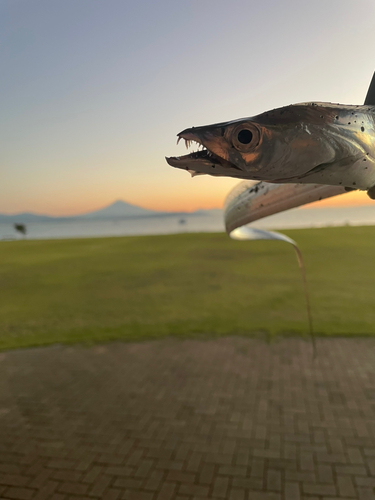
[79,200,157,219]
[0,200,218,222]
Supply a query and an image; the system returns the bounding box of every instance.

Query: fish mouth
[166,129,239,175]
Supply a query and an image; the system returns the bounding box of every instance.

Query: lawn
[1,226,375,350]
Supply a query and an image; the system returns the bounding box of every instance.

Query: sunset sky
[2,0,375,216]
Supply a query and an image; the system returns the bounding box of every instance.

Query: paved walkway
[1,338,375,500]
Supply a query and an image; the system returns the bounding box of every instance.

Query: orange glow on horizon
[5,194,227,217]
[62,189,375,216]
[304,189,375,209]
[4,187,375,217]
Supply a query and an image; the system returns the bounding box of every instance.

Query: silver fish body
[167,103,375,194]
[224,181,346,235]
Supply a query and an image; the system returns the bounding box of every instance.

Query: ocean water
[0,213,225,241]
[2,205,375,241]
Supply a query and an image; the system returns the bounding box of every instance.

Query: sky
[2,0,375,216]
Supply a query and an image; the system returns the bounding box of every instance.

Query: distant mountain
[0,212,56,223]
[0,200,221,223]
[77,200,157,219]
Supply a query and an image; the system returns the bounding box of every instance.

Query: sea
[2,205,375,241]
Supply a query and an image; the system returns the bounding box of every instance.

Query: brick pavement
[1,338,375,499]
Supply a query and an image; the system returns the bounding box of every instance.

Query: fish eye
[231,124,260,152]
[237,129,253,144]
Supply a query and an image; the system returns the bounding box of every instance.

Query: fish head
[166,104,358,182]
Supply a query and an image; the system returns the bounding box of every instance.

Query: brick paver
[0,338,375,499]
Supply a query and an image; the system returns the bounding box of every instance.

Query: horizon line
[2,191,375,218]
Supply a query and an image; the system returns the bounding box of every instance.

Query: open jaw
[165,134,238,176]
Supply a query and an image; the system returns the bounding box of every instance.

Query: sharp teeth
[180,138,205,152]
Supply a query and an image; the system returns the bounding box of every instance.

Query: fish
[221,72,375,234]
[223,73,375,233]
[166,102,375,198]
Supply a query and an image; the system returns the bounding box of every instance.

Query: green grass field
[1,226,375,350]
